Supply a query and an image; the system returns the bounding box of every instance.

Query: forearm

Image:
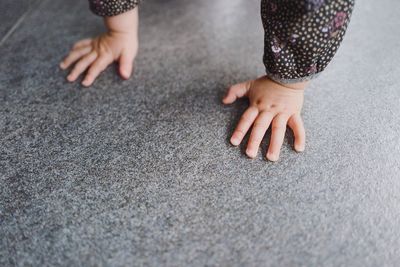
[261,0,355,84]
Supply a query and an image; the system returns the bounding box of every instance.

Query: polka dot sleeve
[261,0,355,84]
[88,0,140,17]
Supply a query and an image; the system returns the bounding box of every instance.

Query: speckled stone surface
[1,0,400,266]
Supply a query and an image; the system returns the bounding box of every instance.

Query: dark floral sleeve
[261,0,355,84]
[88,0,140,17]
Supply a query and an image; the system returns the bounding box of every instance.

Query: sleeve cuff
[265,68,322,84]
[89,0,140,17]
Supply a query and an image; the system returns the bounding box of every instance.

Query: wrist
[104,7,138,35]
[281,81,308,90]
[274,79,308,91]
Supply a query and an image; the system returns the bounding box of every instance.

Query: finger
[60,46,92,70]
[267,114,290,162]
[245,111,274,158]
[119,51,135,79]
[222,81,251,104]
[287,114,306,152]
[230,106,259,146]
[72,38,92,50]
[67,51,97,82]
[82,54,113,87]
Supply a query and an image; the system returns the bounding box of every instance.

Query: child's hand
[223,76,307,161]
[60,8,139,87]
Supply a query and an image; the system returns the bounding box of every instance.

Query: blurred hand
[60,8,139,87]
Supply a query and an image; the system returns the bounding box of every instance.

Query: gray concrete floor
[1,0,400,266]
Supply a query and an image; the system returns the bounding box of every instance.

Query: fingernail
[230,137,240,146]
[267,153,279,162]
[295,143,305,152]
[121,69,130,79]
[246,149,256,159]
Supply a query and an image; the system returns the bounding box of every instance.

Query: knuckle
[259,104,278,113]
[272,125,286,131]
[65,54,74,61]
[75,61,89,71]
[98,55,112,65]
[241,114,252,122]
[98,45,110,55]
[272,119,286,129]
[253,121,266,128]
[234,129,246,136]
[94,64,107,73]
[86,70,95,78]
[272,125,283,130]
[71,50,79,56]
[75,61,85,70]
[73,42,83,49]
[247,105,258,110]
[99,57,110,67]
[276,113,290,121]
[246,144,256,151]
[88,66,99,74]
[228,87,235,94]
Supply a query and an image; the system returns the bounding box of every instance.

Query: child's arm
[224,0,355,161]
[60,0,140,87]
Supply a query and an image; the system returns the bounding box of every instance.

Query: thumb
[119,51,135,80]
[222,81,251,104]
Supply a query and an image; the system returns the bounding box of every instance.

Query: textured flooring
[1,0,400,266]
[0,0,38,43]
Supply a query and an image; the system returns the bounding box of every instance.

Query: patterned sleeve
[88,0,140,17]
[261,0,355,84]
